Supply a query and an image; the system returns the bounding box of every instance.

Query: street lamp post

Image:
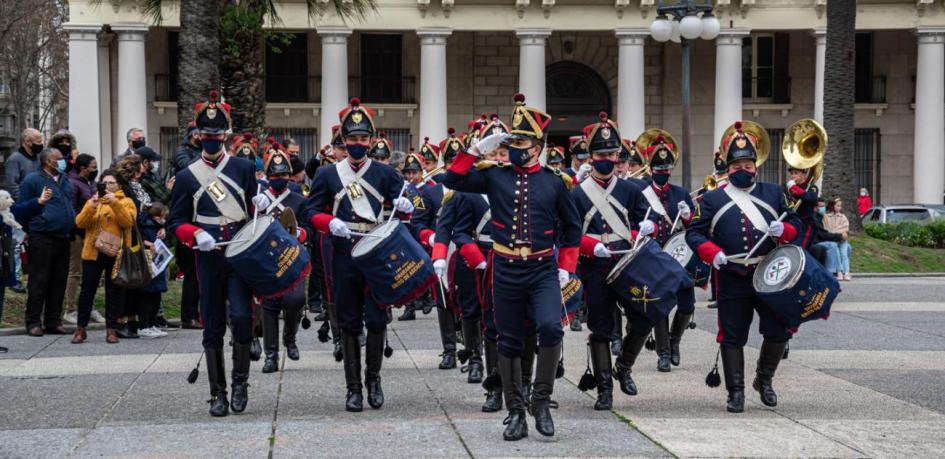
[650,0,720,190]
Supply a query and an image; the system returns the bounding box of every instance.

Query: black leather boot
[261,309,280,374]
[283,307,302,361]
[590,341,613,411]
[231,342,251,413]
[753,340,788,407]
[669,312,693,367]
[610,310,623,356]
[721,346,745,413]
[205,347,229,417]
[398,303,416,321]
[365,330,385,409]
[342,332,363,412]
[614,334,647,396]
[462,318,483,384]
[529,344,561,437]
[482,339,503,412]
[521,333,537,405]
[498,354,527,441]
[421,291,435,314]
[654,318,672,372]
[437,306,458,369]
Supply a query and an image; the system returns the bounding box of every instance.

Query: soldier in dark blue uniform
[686,120,801,414]
[545,145,565,171]
[570,113,655,411]
[623,139,650,190]
[638,136,698,372]
[444,93,582,441]
[785,165,820,248]
[563,135,590,178]
[396,154,434,321]
[303,98,415,412]
[168,91,264,417]
[257,145,310,374]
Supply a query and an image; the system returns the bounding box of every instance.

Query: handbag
[94,211,122,258]
[112,224,153,289]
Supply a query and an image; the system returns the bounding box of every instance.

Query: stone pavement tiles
[0,276,944,458]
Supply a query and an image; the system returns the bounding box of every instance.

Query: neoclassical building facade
[65,0,945,203]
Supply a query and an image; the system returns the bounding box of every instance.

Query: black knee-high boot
[529,344,561,437]
[590,341,613,410]
[753,340,788,407]
[462,318,483,383]
[498,354,527,441]
[721,346,745,413]
[482,339,503,412]
[669,312,693,367]
[437,307,458,369]
[521,332,537,404]
[283,306,302,361]
[365,330,385,409]
[231,342,251,413]
[261,309,280,374]
[614,334,647,396]
[653,318,672,372]
[205,347,229,417]
[342,331,363,412]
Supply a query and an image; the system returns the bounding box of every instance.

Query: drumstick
[732,211,788,261]
[348,230,385,238]
[631,208,652,252]
[388,182,408,224]
[669,208,682,235]
[252,183,262,235]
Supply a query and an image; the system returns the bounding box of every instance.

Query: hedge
[864,220,945,249]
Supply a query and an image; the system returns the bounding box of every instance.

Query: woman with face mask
[685,120,803,415]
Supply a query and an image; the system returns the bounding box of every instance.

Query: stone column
[615,28,648,138]
[317,26,352,147]
[64,24,103,165]
[812,27,827,124]
[913,27,945,204]
[97,34,113,165]
[516,29,552,111]
[417,28,452,146]
[713,29,751,149]
[112,24,149,156]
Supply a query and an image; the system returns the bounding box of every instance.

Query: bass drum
[752,244,839,328]
[662,231,710,288]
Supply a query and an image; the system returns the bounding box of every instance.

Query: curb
[853,272,945,278]
[0,320,183,337]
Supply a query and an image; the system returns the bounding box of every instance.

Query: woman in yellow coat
[72,169,137,344]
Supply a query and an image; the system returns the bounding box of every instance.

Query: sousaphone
[782,118,827,184]
[719,120,771,168]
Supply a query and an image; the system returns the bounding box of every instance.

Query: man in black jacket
[172,124,202,176]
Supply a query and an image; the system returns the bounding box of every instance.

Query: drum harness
[580,178,632,245]
[713,185,778,266]
[187,155,248,227]
[334,159,384,232]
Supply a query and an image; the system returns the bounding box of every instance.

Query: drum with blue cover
[351,219,437,307]
[606,239,694,323]
[753,244,839,328]
[560,274,583,327]
[225,215,312,300]
[663,231,710,288]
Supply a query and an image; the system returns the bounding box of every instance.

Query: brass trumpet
[422,166,445,182]
[690,173,728,197]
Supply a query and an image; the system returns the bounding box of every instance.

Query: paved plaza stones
[1,276,945,458]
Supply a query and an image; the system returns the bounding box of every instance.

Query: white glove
[194,231,216,252]
[575,163,593,182]
[475,261,487,270]
[393,197,414,213]
[434,259,447,279]
[786,180,797,189]
[328,218,351,238]
[427,233,436,247]
[558,268,570,288]
[677,202,691,220]
[593,242,611,258]
[713,251,728,269]
[473,133,510,156]
[768,220,785,238]
[639,220,655,238]
[252,194,271,213]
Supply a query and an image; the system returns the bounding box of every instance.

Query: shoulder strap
[186,156,247,223]
[579,179,631,240]
[641,186,673,225]
[334,159,381,222]
[723,185,769,233]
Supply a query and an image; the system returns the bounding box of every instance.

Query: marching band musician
[785,165,819,248]
[303,97,415,412]
[368,131,393,165]
[564,135,590,178]
[640,136,697,372]
[545,145,566,171]
[614,139,632,180]
[168,90,265,417]
[624,139,649,189]
[686,121,801,413]
[443,93,582,441]
[570,113,655,411]
[412,135,462,370]
[419,136,446,183]
[396,153,432,322]
[257,142,309,374]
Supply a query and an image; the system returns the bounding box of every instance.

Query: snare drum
[662,231,710,288]
[606,239,694,323]
[753,244,839,328]
[351,219,437,307]
[225,215,311,300]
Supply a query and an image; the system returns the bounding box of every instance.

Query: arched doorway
[545,61,612,155]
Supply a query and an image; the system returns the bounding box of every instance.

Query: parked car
[921,204,945,217]
[861,205,941,224]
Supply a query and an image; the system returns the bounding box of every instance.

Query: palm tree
[115,0,374,138]
[821,0,861,231]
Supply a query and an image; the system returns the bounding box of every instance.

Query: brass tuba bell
[719,120,771,167]
[633,128,679,178]
[782,118,827,184]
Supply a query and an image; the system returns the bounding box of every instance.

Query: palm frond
[303,0,378,23]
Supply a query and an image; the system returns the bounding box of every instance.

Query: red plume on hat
[337,97,375,123]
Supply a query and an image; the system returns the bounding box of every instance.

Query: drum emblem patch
[670,245,688,263]
[763,256,792,286]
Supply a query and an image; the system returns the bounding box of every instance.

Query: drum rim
[605,238,652,285]
[351,219,400,259]
[224,215,275,257]
[662,231,693,266]
[753,244,806,293]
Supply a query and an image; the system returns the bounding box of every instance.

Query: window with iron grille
[359,34,406,103]
[266,33,310,103]
[854,128,881,203]
[756,128,785,184]
[383,129,412,155]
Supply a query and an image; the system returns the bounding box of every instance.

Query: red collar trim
[512,163,541,174]
[592,176,611,187]
[651,182,670,194]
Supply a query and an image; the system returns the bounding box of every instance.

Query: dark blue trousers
[453,262,482,322]
[676,286,696,314]
[716,270,791,348]
[491,255,563,357]
[332,247,388,335]
[582,266,656,343]
[195,249,254,349]
[261,282,305,313]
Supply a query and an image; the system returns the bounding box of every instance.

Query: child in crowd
[138,202,170,338]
